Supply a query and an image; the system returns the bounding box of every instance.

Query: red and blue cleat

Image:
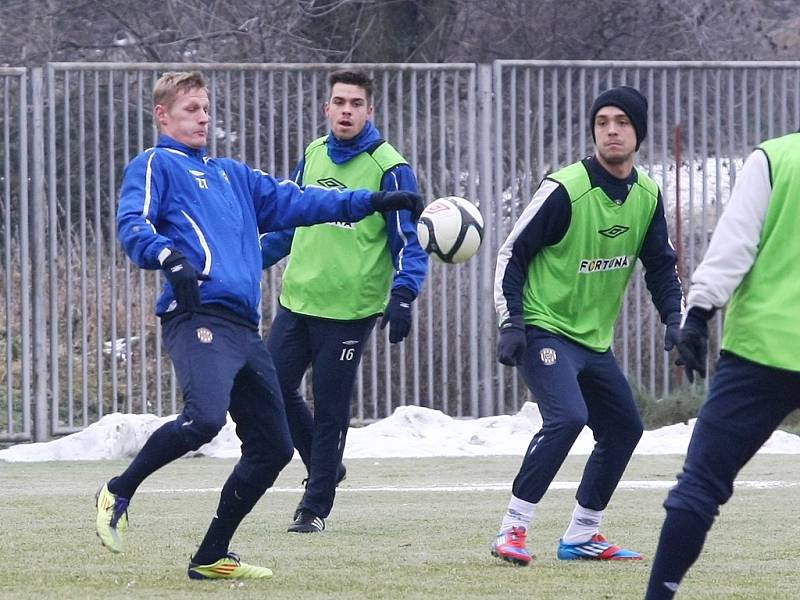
[557,533,643,560]
[491,526,533,566]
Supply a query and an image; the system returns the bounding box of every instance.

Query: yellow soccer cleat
[187,552,273,580]
[95,482,130,553]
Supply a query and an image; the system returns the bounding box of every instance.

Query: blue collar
[157,134,208,160]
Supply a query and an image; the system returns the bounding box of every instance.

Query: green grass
[1,455,799,599]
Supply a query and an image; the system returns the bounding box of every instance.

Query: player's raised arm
[241,166,423,231]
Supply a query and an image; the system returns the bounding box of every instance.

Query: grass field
[1,454,799,600]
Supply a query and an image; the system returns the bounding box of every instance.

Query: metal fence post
[31,67,48,441]
[477,64,494,416]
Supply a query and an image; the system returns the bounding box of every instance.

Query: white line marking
[140,480,800,495]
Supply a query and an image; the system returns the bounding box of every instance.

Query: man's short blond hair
[153,71,208,110]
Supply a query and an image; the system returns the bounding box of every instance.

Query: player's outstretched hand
[675,307,713,383]
[371,191,425,220]
[380,287,414,344]
[162,249,210,311]
[497,315,527,366]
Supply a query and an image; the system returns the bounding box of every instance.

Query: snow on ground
[2,402,799,463]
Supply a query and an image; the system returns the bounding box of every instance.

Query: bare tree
[0,0,796,66]
[439,0,787,62]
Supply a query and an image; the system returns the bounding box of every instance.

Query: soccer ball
[417,196,484,264]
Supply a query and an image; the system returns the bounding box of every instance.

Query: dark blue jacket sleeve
[381,164,428,298]
[259,159,303,268]
[290,158,305,186]
[496,181,571,322]
[260,230,294,268]
[638,190,684,322]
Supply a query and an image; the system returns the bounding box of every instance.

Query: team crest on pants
[196,327,213,343]
[540,348,557,365]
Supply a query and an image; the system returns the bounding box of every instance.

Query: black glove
[497,315,527,366]
[675,307,714,383]
[380,287,414,344]
[371,191,425,220]
[663,312,682,352]
[161,249,210,311]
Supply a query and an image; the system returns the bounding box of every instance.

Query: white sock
[561,502,603,544]
[499,495,536,533]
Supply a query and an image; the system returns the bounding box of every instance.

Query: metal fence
[0,68,32,442]
[2,60,800,443]
[489,60,800,415]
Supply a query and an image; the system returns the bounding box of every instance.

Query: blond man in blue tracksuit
[94,70,422,580]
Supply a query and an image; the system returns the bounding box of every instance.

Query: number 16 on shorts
[340,340,359,361]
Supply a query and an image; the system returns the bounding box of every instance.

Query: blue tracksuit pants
[162,312,295,487]
[266,305,377,518]
[664,351,800,525]
[645,352,800,599]
[512,326,644,510]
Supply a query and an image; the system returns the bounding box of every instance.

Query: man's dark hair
[328,69,373,101]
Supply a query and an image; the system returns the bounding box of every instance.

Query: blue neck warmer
[326,120,382,165]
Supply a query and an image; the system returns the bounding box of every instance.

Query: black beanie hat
[590,85,648,151]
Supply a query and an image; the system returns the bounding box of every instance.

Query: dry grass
[0,454,798,599]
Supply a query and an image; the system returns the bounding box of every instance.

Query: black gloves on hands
[497,315,527,366]
[663,312,682,352]
[161,249,209,312]
[675,307,714,383]
[371,191,425,220]
[380,287,414,344]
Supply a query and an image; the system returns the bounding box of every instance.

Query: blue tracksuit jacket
[117,134,375,326]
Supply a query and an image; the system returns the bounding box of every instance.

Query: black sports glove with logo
[663,312,682,352]
[675,307,714,383]
[380,287,415,344]
[497,315,527,366]
[161,249,210,311]
[371,191,425,220]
